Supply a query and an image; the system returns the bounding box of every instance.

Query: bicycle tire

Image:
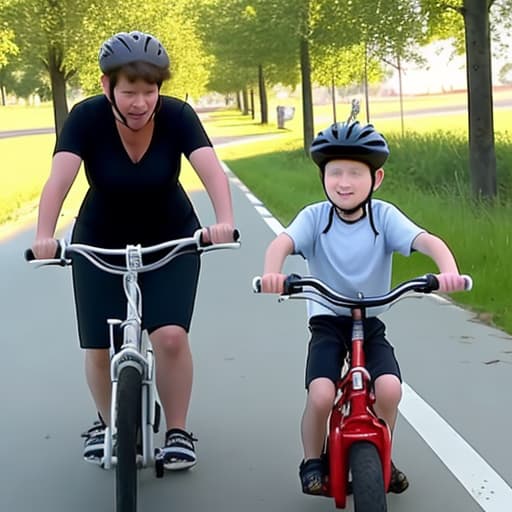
[349,441,387,512]
[115,365,142,512]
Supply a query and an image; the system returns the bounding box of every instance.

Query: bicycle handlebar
[25,228,240,275]
[252,273,472,309]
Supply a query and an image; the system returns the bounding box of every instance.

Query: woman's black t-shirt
[55,95,211,247]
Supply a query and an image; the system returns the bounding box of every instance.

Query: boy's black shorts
[305,315,401,389]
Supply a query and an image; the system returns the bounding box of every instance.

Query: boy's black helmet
[99,31,170,73]
[310,121,389,172]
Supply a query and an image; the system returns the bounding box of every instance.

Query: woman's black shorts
[71,251,201,349]
[305,315,401,389]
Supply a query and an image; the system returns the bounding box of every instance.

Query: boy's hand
[261,273,287,294]
[436,273,467,292]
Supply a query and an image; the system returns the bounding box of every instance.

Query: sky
[381,38,510,95]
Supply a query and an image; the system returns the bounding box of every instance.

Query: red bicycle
[253,273,472,511]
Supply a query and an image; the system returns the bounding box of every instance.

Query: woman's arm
[188,146,235,242]
[33,152,82,258]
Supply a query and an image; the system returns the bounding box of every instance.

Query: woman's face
[108,74,160,130]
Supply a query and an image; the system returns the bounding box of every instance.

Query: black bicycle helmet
[99,31,170,73]
[310,121,389,172]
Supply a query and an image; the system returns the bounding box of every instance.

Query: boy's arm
[261,233,295,293]
[412,232,466,292]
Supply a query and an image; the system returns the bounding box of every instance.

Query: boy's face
[323,159,383,219]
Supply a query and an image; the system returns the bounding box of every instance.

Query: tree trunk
[0,67,6,106]
[258,64,268,124]
[47,45,69,139]
[242,87,249,115]
[463,0,497,199]
[300,36,314,155]
[250,88,255,119]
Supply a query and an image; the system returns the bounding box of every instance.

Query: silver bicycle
[26,228,240,512]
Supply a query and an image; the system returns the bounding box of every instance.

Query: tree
[0,23,19,104]
[75,0,210,101]
[2,0,210,135]
[198,0,299,125]
[2,0,91,135]
[421,0,500,199]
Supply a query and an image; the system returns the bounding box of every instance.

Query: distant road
[0,126,271,147]
[0,127,55,138]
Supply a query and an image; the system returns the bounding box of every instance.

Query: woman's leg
[149,325,193,430]
[84,348,111,425]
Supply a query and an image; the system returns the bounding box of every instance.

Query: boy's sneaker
[161,428,197,470]
[388,460,409,493]
[81,420,106,464]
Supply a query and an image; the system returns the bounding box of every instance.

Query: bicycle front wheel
[115,365,142,512]
[349,441,387,512]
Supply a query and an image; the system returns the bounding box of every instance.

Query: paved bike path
[1,174,510,511]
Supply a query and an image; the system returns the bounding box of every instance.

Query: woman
[31,31,236,470]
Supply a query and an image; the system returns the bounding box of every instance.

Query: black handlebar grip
[199,228,240,247]
[24,248,35,261]
[425,273,439,291]
[283,273,303,295]
[24,244,62,262]
[253,277,262,293]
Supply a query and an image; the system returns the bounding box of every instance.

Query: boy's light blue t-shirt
[284,199,425,318]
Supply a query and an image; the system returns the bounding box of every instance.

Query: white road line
[401,384,512,511]
[224,164,512,511]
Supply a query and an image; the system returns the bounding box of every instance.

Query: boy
[260,121,467,495]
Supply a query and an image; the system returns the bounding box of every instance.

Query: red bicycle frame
[324,308,391,508]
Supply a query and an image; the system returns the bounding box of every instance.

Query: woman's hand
[201,223,238,244]
[32,238,59,259]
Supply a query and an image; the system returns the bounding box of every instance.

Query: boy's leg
[301,378,336,459]
[300,316,349,495]
[364,318,409,494]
